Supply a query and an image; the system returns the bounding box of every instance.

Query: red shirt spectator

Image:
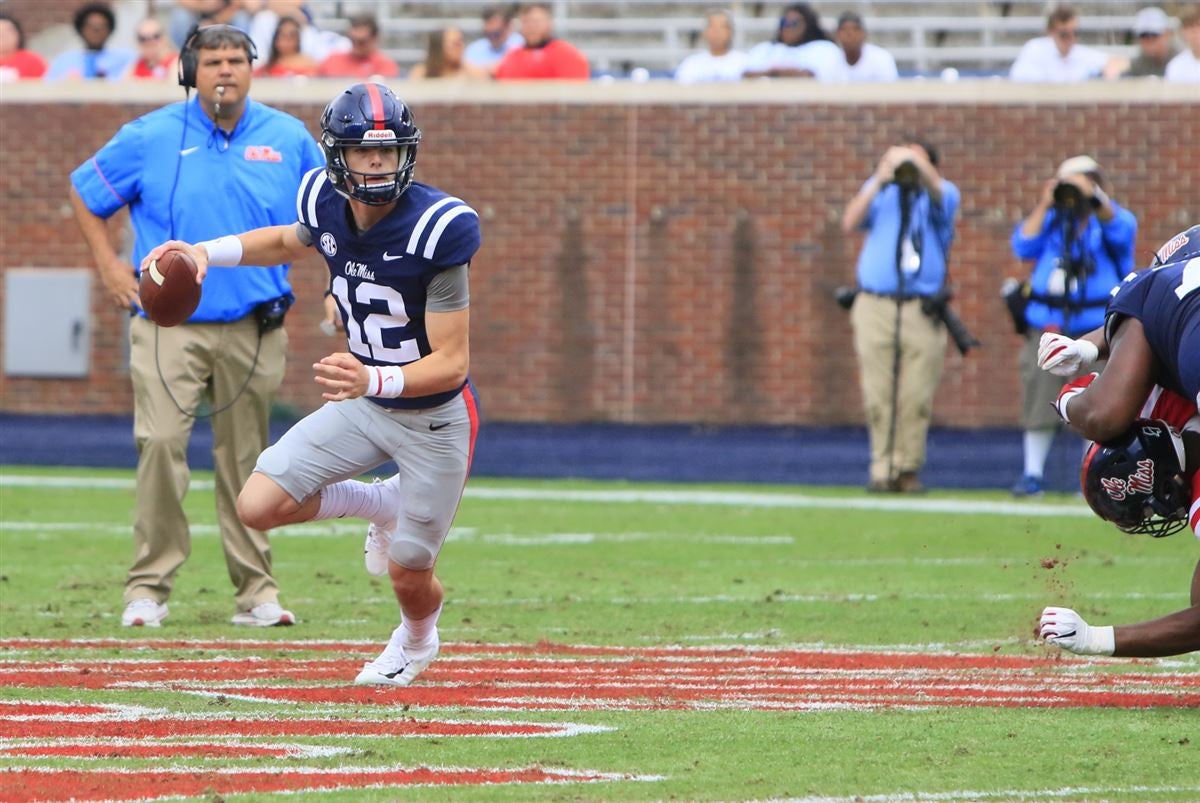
[318,13,398,78]
[494,3,589,80]
[0,13,47,80]
[126,17,177,81]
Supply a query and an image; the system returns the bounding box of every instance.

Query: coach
[69,24,323,629]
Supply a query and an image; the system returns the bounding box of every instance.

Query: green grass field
[1,465,1198,802]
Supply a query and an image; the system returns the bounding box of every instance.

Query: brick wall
[1,84,1195,426]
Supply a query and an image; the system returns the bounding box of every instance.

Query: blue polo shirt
[71,96,323,322]
[853,179,960,298]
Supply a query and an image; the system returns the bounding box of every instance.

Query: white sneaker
[121,598,168,627]
[231,601,296,627]
[364,477,402,576]
[354,631,439,687]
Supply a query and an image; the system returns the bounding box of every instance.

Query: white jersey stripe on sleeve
[306,170,328,228]
[407,197,460,255]
[423,205,478,260]
[295,167,320,226]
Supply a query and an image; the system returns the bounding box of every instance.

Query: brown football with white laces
[139,248,201,327]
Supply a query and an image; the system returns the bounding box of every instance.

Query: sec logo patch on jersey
[320,233,337,257]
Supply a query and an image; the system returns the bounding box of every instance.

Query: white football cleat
[121,598,168,627]
[231,601,296,627]
[354,632,439,687]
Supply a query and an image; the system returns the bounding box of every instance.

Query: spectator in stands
[742,3,847,81]
[1165,8,1200,82]
[169,0,251,49]
[840,139,960,494]
[1009,5,1122,82]
[465,4,523,71]
[318,13,398,78]
[0,12,48,80]
[409,26,489,80]
[1122,7,1178,77]
[674,9,747,84]
[46,2,135,81]
[1008,155,1135,497]
[834,11,898,82]
[255,15,317,77]
[494,3,589,80]
[126,17,179,80]
[247,0,347,64]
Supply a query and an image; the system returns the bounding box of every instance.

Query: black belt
[862,290,925,302]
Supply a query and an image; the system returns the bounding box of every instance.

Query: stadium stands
[296,0,1155,75]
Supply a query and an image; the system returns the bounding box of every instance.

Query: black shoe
[896,471,925,494]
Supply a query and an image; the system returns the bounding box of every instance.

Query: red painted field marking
[1,639,1194,801]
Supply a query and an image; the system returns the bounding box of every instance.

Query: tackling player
[1033,224,1200,657]
[143,83,480,686]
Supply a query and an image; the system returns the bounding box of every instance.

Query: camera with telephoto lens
[893,158,920,189]
[1052,180,1101,214]
[921,287,980,356]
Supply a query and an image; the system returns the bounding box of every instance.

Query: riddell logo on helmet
[1100,459,1155,501]
[1156,233,1188,264]
[363,130,397,141]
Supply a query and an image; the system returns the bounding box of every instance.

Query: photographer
[840,139,961,494]
[1008,155,1136,497]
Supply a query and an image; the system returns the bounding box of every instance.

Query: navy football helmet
[320,83,421,205]
[1081,418,1190,538]
[1149,223,1200,268]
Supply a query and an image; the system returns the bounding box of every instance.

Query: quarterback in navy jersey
[143,83,481,687]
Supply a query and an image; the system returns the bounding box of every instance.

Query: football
[139,248,201,327]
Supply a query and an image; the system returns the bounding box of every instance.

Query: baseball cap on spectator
[1133,7,1169,36]
[1057,155,1101,178]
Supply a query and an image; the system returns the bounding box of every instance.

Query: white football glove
[1039,606,1115,656]
[1037,333,1100,377]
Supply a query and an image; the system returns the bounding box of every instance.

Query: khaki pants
[126,315,287,612]
[851,293,947,485]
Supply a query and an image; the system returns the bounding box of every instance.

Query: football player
[1033,224,1200,656]
[142,83,481,686]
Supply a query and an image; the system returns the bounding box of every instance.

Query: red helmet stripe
[364,82,386,130]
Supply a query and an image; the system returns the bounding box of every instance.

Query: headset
[177,23,258,89]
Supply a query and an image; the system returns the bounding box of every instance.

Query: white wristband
[368,366,405,399]
[198,235,243,267]
[1077,339,1100,368]
[1083,625,1116,656]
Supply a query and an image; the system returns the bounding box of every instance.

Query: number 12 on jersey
[329,276,421,364]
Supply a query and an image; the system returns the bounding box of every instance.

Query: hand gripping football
[139,248,201,327]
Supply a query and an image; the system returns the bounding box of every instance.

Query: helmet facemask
[333,142,414,206]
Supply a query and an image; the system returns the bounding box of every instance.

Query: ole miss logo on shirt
[244,145,283,162]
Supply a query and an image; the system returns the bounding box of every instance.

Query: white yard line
[0,474,1093,518]
[782,785,1200,802]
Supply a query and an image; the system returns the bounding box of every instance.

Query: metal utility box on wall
[4,268,93,378]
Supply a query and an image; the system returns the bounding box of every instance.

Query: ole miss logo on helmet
[1101,459,1156,502]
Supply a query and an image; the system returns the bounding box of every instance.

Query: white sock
[313,480,384,522]
[1023,429,1055,478]
[400,605,442,651]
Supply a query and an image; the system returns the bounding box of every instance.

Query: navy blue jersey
[296,168,480,410]
[1105,260,1200,407]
